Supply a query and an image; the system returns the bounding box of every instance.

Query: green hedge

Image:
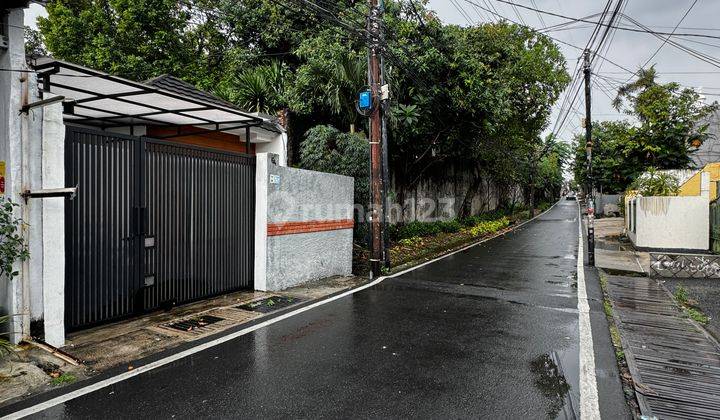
[390,209,522,242]
[467,217,510,237]
[391,219,464,240]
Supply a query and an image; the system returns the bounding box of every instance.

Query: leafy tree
[38,0,222,85]
[293,33,367,132]
[629,167,679,196]
[574,68,718,192]
[299,125,370,207]
[613,67,717,168]
[525,136,571,213]
[378,18,569,216]
[572,120,635,193]
[38,0,571,217]
[24,26,47,59]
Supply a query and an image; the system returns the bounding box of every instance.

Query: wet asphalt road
[18,200,628,419]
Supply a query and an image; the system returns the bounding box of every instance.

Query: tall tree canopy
[573,67,718,193]
[37,0,570,208]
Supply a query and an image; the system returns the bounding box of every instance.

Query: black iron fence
[65,126,255,330]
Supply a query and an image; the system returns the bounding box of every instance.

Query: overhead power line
[485,0,720,40]
[622,13,720,70]
[460,0,632,140]
[629,0,699,81]
[461,0,634,74]
[602,71,720,74]
[450,0,475,26]
[551,0,623,140]
[588,0,624,66]
[529,0,547,27]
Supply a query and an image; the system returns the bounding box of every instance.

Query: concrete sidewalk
[593,217,651,274]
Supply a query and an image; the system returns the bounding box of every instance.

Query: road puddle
[530,352,577,419]
[546,280,570,287]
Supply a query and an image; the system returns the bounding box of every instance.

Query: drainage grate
[165,315,225,332]
[236,296,300,313]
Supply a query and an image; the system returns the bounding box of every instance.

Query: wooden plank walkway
[605,275,720,420]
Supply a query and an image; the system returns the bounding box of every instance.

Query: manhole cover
[236,296,300,313]
[165,315,225,332]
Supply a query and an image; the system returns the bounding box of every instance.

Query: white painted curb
[577,203,601,419]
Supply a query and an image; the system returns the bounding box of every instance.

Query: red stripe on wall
[267,219,354,236]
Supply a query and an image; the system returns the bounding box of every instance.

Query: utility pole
[367,0,385,276]
[380,55,391,269]
[583,50,595,266]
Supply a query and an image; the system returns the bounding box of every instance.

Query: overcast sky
[427,0,720,142]
[26,1,720,143]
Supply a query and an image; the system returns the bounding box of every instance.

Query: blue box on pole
[358,91,372,110]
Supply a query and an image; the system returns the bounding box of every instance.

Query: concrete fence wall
[255,153,354,291]
[388,164,526,223]
[627,196,709,251]
[595,193,622,216]
[1,9,66,347]
[0,8,26,345]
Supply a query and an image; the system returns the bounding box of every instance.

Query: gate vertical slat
[90,132,96,325]
[121,139,127,317]
[107,135,113,320]
[222,159,226,290]
[211,157,216,297]
[176,151,182,301]
[207,155,211,294]
[91,133,97,325]
[170,148,176,302]
[103,136,110,320]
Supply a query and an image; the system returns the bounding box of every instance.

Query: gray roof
[144,75,282,133]
[691,109,720,168]
[144,74,238,110]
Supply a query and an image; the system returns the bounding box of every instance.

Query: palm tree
[218,61,289,114]
[295,54,367,133]
[612,66,657,112]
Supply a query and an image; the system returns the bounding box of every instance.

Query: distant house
[624,166,714,252]
[678,163,720,201]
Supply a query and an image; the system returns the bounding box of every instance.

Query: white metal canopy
[32,58,263,136]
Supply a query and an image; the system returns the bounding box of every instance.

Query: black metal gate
[65,126,255,330]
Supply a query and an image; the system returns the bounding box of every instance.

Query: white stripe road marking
[577,207,601,419]
[4,203,559,420]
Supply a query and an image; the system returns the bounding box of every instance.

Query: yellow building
[678,162,720,201]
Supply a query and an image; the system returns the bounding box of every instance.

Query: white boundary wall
[0,7,66,345]
[627,196,709,251]
[254,153,354,291]
[0,8,26,345]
